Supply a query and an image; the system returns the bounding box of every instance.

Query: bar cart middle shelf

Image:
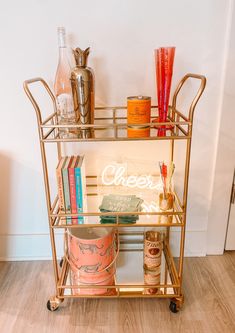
[23,73,206,313]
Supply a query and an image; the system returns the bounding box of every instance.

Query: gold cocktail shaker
[71,47,94,138]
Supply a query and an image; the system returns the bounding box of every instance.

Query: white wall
[0,0,231,259]
[207,0,235,254]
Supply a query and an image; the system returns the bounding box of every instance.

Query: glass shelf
[57,240,180,299]
[41,106,191,143]
[50,182,184,229]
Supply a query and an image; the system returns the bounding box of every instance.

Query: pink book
[68,156,78,224]
[56,157,66,212]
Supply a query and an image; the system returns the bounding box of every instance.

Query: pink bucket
[70,267,116,296]
[66,227,118,295]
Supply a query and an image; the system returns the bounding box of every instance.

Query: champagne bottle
[54,27,76,138]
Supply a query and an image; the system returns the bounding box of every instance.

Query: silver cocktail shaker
[71,47,94,138]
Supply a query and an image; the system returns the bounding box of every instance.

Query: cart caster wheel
[47,297,61,312]
[59,258,64,268]
[169,301,178,313]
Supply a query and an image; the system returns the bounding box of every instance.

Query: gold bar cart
[23,73,206,312]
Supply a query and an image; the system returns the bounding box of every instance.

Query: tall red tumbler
[154,47,175,137]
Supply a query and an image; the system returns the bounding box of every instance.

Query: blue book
[75,156,87,224]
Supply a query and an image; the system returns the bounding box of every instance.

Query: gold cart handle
[23,77,57,125]
[172,73,206,122]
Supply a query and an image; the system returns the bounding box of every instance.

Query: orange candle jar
[127,96,151,125]
[127,125,150,138]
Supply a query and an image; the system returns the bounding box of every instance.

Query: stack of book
[56,155,87,224]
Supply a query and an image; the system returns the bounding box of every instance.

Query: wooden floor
[0,252,235,333]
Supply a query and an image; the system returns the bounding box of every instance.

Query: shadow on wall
[0,153,11,260]
[91,56,110,106]
[0,153,59,260]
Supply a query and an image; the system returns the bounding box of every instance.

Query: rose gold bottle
[54,27,77,138]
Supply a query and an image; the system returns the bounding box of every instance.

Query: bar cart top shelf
[23,73,206,143]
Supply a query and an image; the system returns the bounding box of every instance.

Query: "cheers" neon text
[101,164,161,190]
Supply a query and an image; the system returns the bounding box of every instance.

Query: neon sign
[101,163,162,191]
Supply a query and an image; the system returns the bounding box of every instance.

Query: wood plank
[0,253,235,333]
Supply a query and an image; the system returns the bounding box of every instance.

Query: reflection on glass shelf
[61,249,178,297]
[51,184,184,227]
[41,107,191,142]
[55,214,182,227]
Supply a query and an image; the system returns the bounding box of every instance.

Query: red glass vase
[154,47,175,136]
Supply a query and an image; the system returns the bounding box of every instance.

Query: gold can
[159,192,174,211]
[144,267,161,295]
[127,96,151,125]
[127,125,150,138]
[144,231,162,270]
[158,192,174,224]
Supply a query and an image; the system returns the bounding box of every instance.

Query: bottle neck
[58,28,66,48]
[58,46,68,61]
[57,29,70,65]
[57,27,67,60]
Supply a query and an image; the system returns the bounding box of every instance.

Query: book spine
[62,167,71,224]
[81,158,88,223]
[69,166,78,224]
[56,164,65,212]
[75,167,84,224]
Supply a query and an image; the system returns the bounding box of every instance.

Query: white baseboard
[170,229,207,257]
[0,233,63,261]
[0,230,207,261]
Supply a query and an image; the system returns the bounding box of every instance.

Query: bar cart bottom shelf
[47,243,184,313]
[46,295,184,313]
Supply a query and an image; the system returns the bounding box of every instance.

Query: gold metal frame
[23,73,206,311]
